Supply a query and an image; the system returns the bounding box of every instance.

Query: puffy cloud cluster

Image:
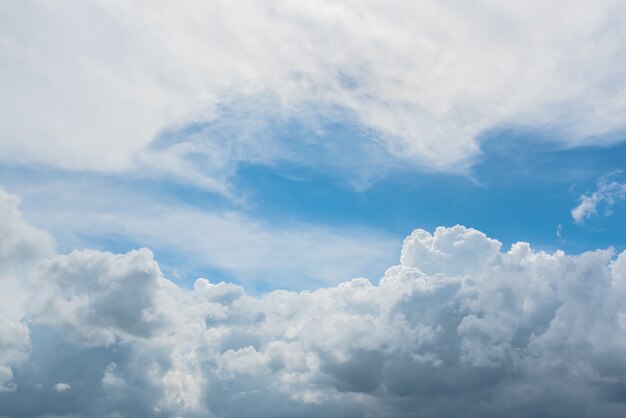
[2,188,626,417]
[2,0,626,187]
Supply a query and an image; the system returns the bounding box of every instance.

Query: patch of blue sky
[232,123,626,255]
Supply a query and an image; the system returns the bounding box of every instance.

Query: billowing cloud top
[1,187,626,417]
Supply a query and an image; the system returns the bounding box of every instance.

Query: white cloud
[0,366,16,393]
[2,0,626,189]
[0,188,55,268]
[572,171,626,223]
[53,383,71,393]
[28,247,171,346]
[2,187,626,416]
[400,225,501,276]
[101,363,127,390]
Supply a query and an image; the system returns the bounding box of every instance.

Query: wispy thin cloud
[5,181,399,290]
[571,170,626,223]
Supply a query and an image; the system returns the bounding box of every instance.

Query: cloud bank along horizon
[2,187,626,417]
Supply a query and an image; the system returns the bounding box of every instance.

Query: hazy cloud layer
[2,0,626,190]
[5,179,399,289]
[1,188,626,417]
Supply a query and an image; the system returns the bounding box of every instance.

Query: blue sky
[233,126,626,252]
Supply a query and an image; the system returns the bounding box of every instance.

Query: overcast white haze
[2,1,626,417]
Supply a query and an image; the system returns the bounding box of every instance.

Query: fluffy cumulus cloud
[1,188,626,417]
[2,0,626,190]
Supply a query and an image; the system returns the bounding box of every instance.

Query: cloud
[0,187,54,393]
[0,188,55,267]
[53,383,71,393]
[571,171,626,223]
[28,247,170,346]
[2,0,626,189]
[2,188,626,416]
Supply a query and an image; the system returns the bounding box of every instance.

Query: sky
[1,1,626,417]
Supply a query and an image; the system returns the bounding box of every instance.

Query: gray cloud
[1,188,626,417]
[0,188,54,393]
